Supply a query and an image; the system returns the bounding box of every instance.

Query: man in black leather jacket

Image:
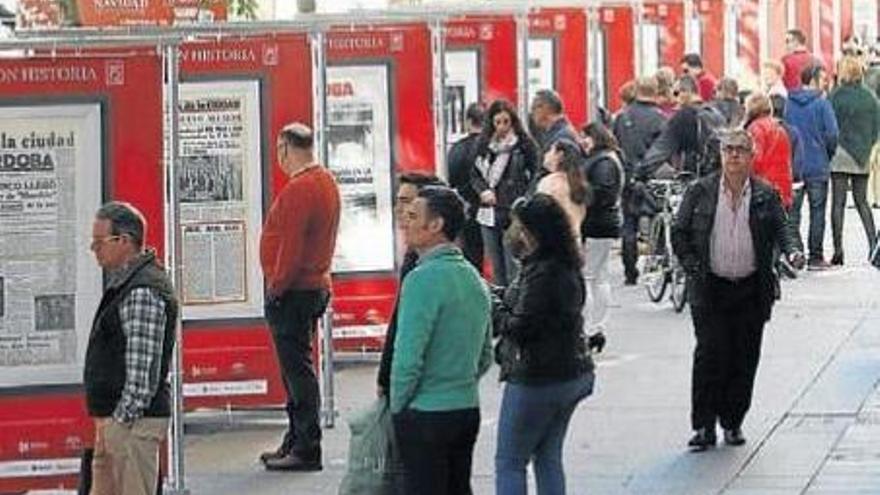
[672,129,804,452]
[613,77,667,284]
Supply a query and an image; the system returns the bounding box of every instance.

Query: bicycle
[639,175,692,313]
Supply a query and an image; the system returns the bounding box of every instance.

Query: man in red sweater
[782,29,818,91]
[259,122,340,471]
[680,53,717,103]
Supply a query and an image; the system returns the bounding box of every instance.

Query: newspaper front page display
[444,50,480,146]
[327,65,395,273]
[527,38,556,105]
[0,104,103,387]
[178,80,264,320]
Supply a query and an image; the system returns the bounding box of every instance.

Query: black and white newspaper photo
[178,80,264,320]
[327,65,395,274]
[0,104,103,387]
[527,38,556,104]
[444,50,480,146]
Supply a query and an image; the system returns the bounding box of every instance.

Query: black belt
[708,272,757,286]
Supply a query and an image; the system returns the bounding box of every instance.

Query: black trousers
[393,408,480,495]
[831,173,877,257]
[265,289,329,455]
[621,211,640,281]
[690,274,766,431]
[460,217,484,273]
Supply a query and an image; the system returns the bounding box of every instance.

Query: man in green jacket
[391,185,492,495]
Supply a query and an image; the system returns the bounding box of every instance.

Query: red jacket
[782,49,816,90]
[697,72,717,103]
[747,116,793,208]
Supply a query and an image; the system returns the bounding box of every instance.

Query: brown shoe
[264,451,322,472]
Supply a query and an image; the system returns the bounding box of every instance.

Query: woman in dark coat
[471,99,539,286]
[494,193,595,495]
[828,56,879,264]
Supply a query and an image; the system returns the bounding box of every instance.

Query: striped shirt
[710,178,755,280]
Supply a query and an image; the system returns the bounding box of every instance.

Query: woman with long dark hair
[471,99,539,286]
[494,193,595,495]
[536,138,589,239]
[579,122,624,339]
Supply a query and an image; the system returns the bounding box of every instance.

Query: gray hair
[95,201,146,248]
[532,89,564,114]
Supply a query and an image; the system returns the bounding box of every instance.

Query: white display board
[326,64,395,274]
[0,103,103,387]
[640,24,661,76]
[178,79,264,320]
[444,49,480,146]
[527,38,556,104]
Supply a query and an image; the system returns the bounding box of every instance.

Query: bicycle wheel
[670,266,688,313]
[643,216,669,303]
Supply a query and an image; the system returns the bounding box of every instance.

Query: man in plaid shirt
[84,202,178,495]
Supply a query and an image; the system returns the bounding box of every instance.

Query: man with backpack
[636,75,726,181]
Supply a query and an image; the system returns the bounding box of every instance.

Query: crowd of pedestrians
[78,28,880,495]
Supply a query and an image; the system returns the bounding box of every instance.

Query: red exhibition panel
[697,0,726,80]
[325,24,435,351]
[177,34,312,409]
[529,8,589,127]
[643,2,685,68]
[767,0,790,62]
[0,52,164,492]
[445,15,519,104]
[796,0,815,52]
[600,6,636,112]
[841,0,852,43]
[818,0,835,71]
[738,0,762,79]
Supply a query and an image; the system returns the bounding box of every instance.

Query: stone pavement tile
[722,415,850,493]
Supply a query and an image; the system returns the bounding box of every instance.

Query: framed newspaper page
[177,79,264,320]
[326,63,395,274]
[0,102,104,388]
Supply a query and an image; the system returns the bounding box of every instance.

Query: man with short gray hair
[85,201,178,495]
[673,129,803,451]
[530,89,578,152]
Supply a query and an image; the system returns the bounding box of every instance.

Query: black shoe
[807,258,831,271]
[259,445,289,464]
[624,277,638,286]
[723,428,746,446]
[264,450,323,472]
[830,253,844,266]
[687,428,717,452]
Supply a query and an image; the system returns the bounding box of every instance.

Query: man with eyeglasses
[259,122,340,471]
[672,129,804,452]
[84,201,178,495]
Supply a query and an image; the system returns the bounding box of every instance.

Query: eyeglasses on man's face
[90,235,122,249]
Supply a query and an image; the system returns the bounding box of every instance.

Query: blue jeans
[495,374,594,495]
[791,179,829,260]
